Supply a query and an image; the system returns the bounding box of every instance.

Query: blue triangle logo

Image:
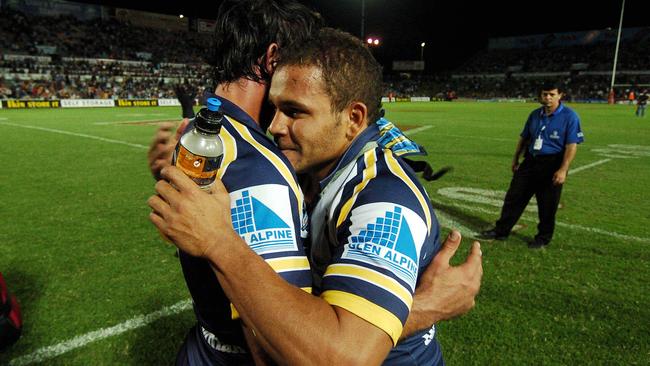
[252,197,289,230]
[394,216,417,262]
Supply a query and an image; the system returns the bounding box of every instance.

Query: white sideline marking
[9,299,192,366]
[437,202,650,243]
[570,159,612,174]
[0,122,148,150]
[435,210,478,237]
[405,125,433,135]
[433,133,511,142]
[94,118,176,125]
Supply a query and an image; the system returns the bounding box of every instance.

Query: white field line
[570,158,612,174]
[404,125,433,135]
[436,201,650,243]
[9,299,192,366]
[94,118,176,125]
[435,210,478,237]
[432,133,512,142]
[0,122,148,150]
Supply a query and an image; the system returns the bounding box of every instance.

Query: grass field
[1,102,648,365]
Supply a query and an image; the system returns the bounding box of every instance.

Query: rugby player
[148,1,320,364]
[149,27,482,365]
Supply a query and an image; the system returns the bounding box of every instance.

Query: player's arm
[553,143,577,185]
[149,168,391,365]
[401,230,482,339]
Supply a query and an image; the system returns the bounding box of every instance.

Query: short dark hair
[209,0,322,87]
[278,27,383,124]
[540,82,564,94]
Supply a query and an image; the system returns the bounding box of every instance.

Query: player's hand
[147,120,189,180]
[412,230,483,323]
[511,161,520,173]
[147,166,234,258]
[552,169,567,185]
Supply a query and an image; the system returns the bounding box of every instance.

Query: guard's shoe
[478,229,507,241]
[528,238,549,249]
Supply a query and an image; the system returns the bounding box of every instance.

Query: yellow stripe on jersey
[384,150,432,233]
[321,290,403,346]
[217,123,237,179]
[323,263,413,309]
[265,256,311,273]
[228,118,303,218]
[231,286,311,319]
[336,150,378,228]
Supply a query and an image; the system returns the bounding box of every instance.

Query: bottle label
[174,144,223,188]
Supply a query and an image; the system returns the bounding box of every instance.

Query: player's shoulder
[220,115,300,193]
[351,147,432,218]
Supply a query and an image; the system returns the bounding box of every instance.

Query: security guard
[480,83,584,249]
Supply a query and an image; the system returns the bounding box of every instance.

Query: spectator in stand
[636,90,648,117]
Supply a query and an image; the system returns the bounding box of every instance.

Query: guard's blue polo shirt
[521,103,584,156]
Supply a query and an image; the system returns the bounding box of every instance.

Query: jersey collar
[539,102,564,117]
[207,93,264,134]
[319,123,380,190]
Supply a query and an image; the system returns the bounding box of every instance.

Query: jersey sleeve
[520,111,535,139]
[565,112,584,144]
[319,150,437,345]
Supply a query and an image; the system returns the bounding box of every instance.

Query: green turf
[0,103,648,365]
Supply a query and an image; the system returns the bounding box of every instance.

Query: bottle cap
[195,98,223,134]
[207,98,221,112]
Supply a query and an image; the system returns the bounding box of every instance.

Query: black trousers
[494,152,564,243]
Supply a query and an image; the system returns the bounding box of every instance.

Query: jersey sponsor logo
[550,130,560,139]
[230,184,297,254]
[343,203,426,290]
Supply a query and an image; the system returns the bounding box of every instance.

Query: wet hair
[278,27,383,124]
[208,0,322,87]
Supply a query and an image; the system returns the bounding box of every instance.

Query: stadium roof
[75,0,650,72]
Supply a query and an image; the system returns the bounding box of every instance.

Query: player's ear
[346,101,368,141]
[264,43,280,75]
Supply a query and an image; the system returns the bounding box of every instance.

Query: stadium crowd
[1,7,649,102]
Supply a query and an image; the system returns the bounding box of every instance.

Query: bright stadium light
[420,42,426,61]
[366,37,380,47]
[179,14,184,19]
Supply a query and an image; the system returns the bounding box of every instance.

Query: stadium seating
[1,7,649,102]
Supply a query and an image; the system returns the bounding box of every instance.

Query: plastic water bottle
[172,97,224,190]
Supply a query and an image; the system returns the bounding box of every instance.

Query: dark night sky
[75,0,650,72]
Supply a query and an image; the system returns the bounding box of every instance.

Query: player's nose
[269,113,288,137]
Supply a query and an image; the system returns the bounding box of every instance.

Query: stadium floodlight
[179,14,184,19]
[366,37,380,47]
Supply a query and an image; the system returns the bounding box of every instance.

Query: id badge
[533,137,543,150]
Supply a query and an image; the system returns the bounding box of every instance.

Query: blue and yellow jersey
[178,96,311,361]
[309,122,443,364]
